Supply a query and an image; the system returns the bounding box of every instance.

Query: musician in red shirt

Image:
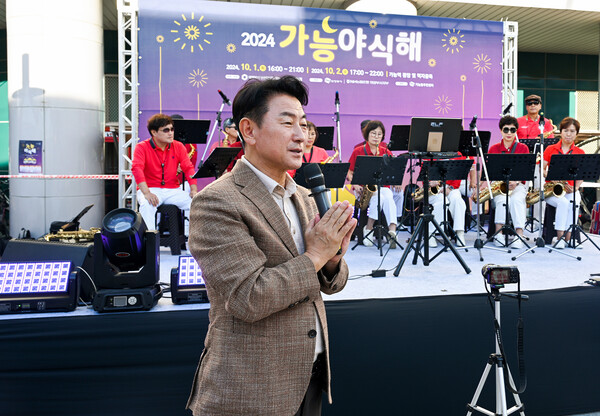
[132,113,198,230]
[347,120,400,248]
[484,115,530,248]
[542,117,585,249]
[517,94,554,139]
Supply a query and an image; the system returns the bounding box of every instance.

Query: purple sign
[18,140,42,174]
[138,0,504,176]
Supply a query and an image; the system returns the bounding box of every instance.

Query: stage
[1,228,599,415]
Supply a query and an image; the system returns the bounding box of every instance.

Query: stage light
[170,255,209,304]
[0,261,78,313]
[100,208,147,271]
[345,0,417,16]
[92,208,162,312]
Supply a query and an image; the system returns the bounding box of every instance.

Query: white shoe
[511,238,523,249]
[554,239,565,249]
[363,226,374,247]
[455,230,465,247]
[429,236,438,248]
[388,230,397,249]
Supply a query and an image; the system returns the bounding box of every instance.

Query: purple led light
[178,256,205,286]
[0,262,71,294]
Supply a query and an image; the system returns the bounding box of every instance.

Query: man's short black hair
[232,76,309,140]
[499,115,519,130]
[147,113,173,135]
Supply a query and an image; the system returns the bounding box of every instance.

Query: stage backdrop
[138,0,504,169]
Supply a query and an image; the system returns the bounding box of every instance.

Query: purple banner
[138,0,504,170]
[18,140,42,174]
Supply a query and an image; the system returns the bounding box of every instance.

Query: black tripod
[393,155,471,275]
[546,154,600,257]
[483,154,536,252]
[351,155,406,256]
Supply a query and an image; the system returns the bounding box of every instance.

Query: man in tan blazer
[186,76,357,416]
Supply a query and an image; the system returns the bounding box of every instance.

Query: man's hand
[304,201,357,272]
[563,182,574,194]
[508,181,518,191]
[190,184,198,199]
[143,191,159,207]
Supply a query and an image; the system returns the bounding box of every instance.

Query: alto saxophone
[322,148,339,164]
[412,186,439,203]
[472,181,509,204]
[356,185,377,211]
[526,181,566,205]
[44,228,101,243]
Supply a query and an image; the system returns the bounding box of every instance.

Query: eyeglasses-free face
[502,127,517,134]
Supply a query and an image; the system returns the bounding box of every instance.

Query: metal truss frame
[117,0,139,208]
[502,21,518,116]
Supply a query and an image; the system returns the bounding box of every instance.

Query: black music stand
[546,154,600,256]
[458,130,490,234]
[483,154,536,251]
[388,125,410,151]
[315,127,335,150]
[193,147,240,179]
[519,138,559,154]
[173,119,210,189]
[426,159,473,246]
[351,156,406,256]
[295,163,349,189]
[393,156,471,275]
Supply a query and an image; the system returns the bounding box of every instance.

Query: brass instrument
[412,186,439,203]
[356,185,377,211]
[472,181,510,204]
[187,144,196,159]
[542,117,556,139]
[44,228,101,243]
[526,181,566,205]
[322,148,339,164]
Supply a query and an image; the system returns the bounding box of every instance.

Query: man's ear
[238,118,256,146]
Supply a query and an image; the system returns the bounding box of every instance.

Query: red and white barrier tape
[0,174,132,180]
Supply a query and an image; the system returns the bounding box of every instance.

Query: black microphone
[539,112,545,126]
[218,90,232,106]
[304,163,331,217]
[502,102,513,115]
[335,91,340,106]
[469,115,478,131]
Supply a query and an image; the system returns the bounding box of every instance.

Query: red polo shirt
[517,115,554,139]
[543,141,585,186]
[132,138,197,188]
[348,143,392,172]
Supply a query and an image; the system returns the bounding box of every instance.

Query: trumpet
[472,181,510,204]
[356,184,377,211]
[526,181,566,205]
[322,148,339,164]
[412,186,439,203]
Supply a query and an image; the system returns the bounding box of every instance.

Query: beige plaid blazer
[186,161,348,416]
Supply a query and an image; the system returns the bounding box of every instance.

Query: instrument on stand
[44,228,101,243]
[525,181,566,205]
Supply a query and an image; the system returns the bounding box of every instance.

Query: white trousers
[546,191,580,232]
[137,187,192,231]
[393,189,404,222]
[430,189,466,233]
[493,183,527,229]
[367,186,397,226]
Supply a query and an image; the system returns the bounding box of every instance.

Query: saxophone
[43,228,101,243]
[472,181,509,204]
[356,185,377,211]
[412,186,439,203]
[322,148,339,164]
[526,181,566,205]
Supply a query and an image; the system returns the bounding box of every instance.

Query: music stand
[315,127,335,150]
[173,119,210,145]
[483,154,536,251]
[519,138,559,155]
[458,130,490,234]
[546,154,600,256]
[407,118,462,152]
[388,125,411,151]
[351,156,406,256]
[193,147,241,179]
[426,159,473,245]
[295,163,349,189]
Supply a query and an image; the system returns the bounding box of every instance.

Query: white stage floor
[159,226,600,302]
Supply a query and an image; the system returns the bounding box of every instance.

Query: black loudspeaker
[0,239,95,303]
